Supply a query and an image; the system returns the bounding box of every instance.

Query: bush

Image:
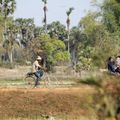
[79,75,102,87]
[93,74,120,120]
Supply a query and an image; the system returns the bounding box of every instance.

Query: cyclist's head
[36,56,42,61]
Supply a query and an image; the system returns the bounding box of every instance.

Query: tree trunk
[9,46,14,64]
[44,11,47,34]
[67,23,70,53]
[9,50,13,63]
[71,46,76,68]
[4,18,7,35]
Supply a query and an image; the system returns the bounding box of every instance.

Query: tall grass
[79,75,102,87]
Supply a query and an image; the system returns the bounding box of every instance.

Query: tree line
[0,0,120,71]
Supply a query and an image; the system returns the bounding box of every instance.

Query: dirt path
[0,85,95,94]
[0,86,96,119]
[0,66,97,119]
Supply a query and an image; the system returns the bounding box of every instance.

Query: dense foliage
[74,0,120,69]
[93,74,120,120]
[24,35,70,70]
[0,0,120,70]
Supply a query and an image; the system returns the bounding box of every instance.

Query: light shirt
[116,57,120,67]
[32,60,41,72]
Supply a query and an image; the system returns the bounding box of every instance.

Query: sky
[13,0,92,27]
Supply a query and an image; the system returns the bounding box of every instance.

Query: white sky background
[14,0,92,27]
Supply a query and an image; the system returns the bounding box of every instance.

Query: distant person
[32,56,46,87]
[116,55,120,68]
[107,57,120,74]
[107,57,116,73]
[115,55,120,73]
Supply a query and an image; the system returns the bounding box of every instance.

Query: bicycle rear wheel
[24,76,35,88]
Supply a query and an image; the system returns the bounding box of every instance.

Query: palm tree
[0,0,16,63]
[66,7,74,53]
[42,0,47,34]
[0,0,16,35]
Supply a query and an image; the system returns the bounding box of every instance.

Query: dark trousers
[115,67,120,73]
[34,70,43,86]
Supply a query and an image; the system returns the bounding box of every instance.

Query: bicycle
[23,72,35,88]
[23,71,61,88]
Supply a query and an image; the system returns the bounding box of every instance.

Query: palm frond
[42,0,47,4]
[66,11,70,16]
[66,7,74,16]
[69,7,74,12]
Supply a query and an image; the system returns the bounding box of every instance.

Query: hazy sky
[14,0,92,27]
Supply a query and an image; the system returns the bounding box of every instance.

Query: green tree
[101,0,120,33]
[2,18,18,63]
[14,18,35,47]
[34,27,45,37]
[26,35,70,70]
[47,21,67,40]
[79,11,101,46]
[77,12,102,69]
[0,0,16,34]
[70,26,87,68]
[0,0,16,63]
[91,0,120,67]
[77,46,95,71]
[0,15,4,42]
[70,0,120,70]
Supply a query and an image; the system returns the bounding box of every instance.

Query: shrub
[93,74,120,120]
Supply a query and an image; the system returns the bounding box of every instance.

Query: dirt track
[0,86,95,119]
[0,66,97,119]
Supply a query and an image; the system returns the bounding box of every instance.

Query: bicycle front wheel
[24,76,35,88]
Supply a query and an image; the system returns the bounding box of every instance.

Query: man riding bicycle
[32,56,46,87]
